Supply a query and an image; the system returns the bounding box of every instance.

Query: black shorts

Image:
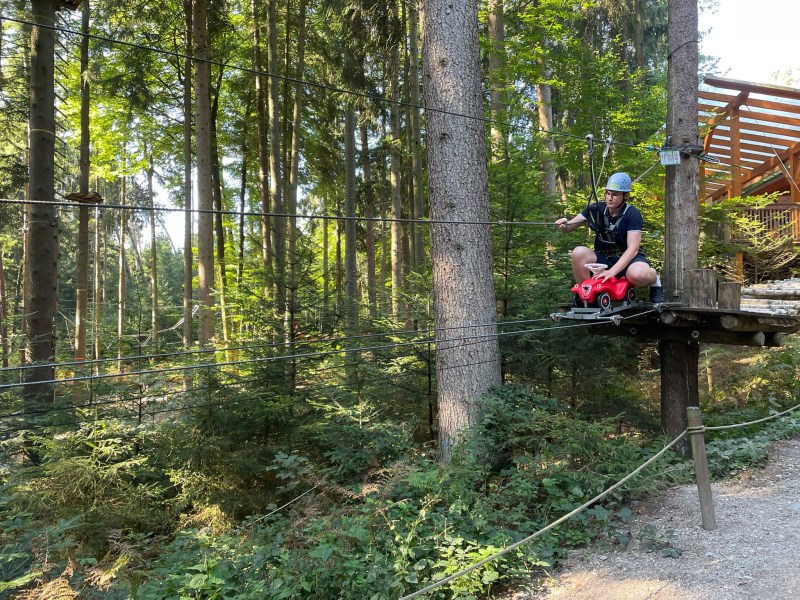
[594,251,649,276]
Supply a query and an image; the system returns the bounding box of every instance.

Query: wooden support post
[661,0,699,452]
[687,407,716,530]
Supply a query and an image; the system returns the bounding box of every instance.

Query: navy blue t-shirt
[580,202,644,258]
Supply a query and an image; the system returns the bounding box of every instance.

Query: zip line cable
[0,14,659,153]
[0,316,556,375]
[2,364,432,433]
[0,317,605,392]
[0,197,560,228]
[0,345,434,421]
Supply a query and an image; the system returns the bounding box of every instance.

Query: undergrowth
[2,339,799,598]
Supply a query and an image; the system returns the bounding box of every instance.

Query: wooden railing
[730,204,800,242]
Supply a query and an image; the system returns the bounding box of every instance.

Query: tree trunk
[0,243,8,368]
[210,72,230,346]
[183,0,194,350]
[267,0,285,331]
[252,0,272,301]
[285,0,306,385]
[117,176,127,364]
[487,0,506,162]
[344,108,358,335]
[661,0,700,451]
[409,0,425,271]
[25,0,58,410]
[93,204,102,363]
[146,153,159,352]
[237,133,247,289]
[74,0,91,362]
[194,0,215,345]
[361,123,377,317]
[389,34,403,321]
[421,0,502,462]
[322,209,329,328]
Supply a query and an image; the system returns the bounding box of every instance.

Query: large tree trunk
[183,0,194,349]
[74,0,91,362]
[421,0,502,463]
[661,0,700,451]
[194,0,215,345]
[25,0,58,410]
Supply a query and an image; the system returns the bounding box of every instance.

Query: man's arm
[555,213,587,233]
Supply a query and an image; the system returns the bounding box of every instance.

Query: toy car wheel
[626,287,636,304]
[598,292,612,310]
[572,293,582,307]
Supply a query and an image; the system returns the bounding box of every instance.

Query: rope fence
[399,396,800,599]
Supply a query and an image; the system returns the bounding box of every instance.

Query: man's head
[605,172,631,206]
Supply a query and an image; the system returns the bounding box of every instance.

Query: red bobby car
[571,275,636,309]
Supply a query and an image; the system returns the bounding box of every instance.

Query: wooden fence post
[687,406,717,530]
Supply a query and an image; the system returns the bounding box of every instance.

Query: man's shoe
[649,286,664,303]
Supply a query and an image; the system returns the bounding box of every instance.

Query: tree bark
[408,0,425,271]
[74,0,91,362]
[194,0,215,345]
[389,31,403,321]
[25,0,58,409]
[183,0,194,350]
[251,0,272,301]
[421,0,502,462]
[146,152,159,352]
[344,108,358,335]
[93,204,102,363]
[267,0,285,331]
[361,123,377,317]
[487,0,506,162]
[0,243,8,368]
[661,0,700,450]
[117,176,127,364]
[286,0,306,385]
[210,72,230,345]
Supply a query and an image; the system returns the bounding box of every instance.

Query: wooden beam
[738,108,800,129]
[745,96,800,116]
[703,76,800,102]
[591,324,770,346]
[699,90,739,104]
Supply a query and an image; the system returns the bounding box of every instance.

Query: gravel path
[509,437,800,600]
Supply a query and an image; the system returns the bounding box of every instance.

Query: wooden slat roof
[700,76,800,202]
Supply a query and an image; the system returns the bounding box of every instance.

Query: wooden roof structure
[700,76,800,202]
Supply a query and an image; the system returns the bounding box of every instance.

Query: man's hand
[555,217,570,233]
[593,269,616,282]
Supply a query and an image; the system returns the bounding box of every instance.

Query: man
[555,172,663,303]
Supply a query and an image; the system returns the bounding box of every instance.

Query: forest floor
[506,436,800,600]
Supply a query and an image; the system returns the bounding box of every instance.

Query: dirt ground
[505,437,800,600]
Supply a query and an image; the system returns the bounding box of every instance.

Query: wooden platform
[552,270,800,347]
[587,303,800,346]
